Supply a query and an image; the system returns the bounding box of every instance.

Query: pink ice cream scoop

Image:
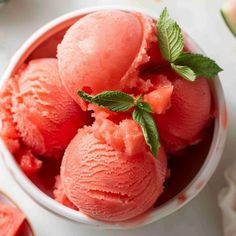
[12,58,89,159]
[61,118,167,222]
[154,70,212,153]
[57,10,156,109]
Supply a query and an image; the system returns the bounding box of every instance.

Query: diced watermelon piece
[15,147,42,176]
[144,75,173,114]
[0,203,25,236]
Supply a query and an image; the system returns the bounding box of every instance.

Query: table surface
[0,0,235,235]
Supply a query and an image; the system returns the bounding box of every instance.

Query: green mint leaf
[171,63,196,81]
[157,8,222,81]
[92,91,134,112]
[158,7,174,27]
[132,108,159,157]
[137,102,153,113]
[174,52,223,78]
[157,8,184,62]
[134,96,143,106]
[135,96,153,112]
[78,90,94,102]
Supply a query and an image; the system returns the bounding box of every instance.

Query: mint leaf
[171,63,196,81]
[137,102,153,113]
[158,7,174,27]
[135,96,153,113]
[78,90,135,111]
[134,96,143,106]
[174,52,223,78]
[92,91,134,112]
[132,108,159,157]
[157,8,222,81]
[78,90,93,102]
[157,9,184,62]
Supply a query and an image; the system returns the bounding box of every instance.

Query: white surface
[0,0,235,235]
[218,163,236,236]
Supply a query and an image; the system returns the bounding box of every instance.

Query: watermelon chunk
[0,203,25,236]
[144,76,173,114]
[15,147,42,176]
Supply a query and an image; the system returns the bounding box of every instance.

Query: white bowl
[0,6,227,229]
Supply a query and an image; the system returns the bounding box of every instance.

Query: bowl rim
[0,5,228,229]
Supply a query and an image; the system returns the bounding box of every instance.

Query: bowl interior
[19,16,214,204]
[0,7,227,229]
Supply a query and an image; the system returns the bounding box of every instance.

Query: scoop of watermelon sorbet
[12,58,89,159]
[61,116,167,222]
[0,77,20,154]
[57,10,156,109]
[151,69,212,154]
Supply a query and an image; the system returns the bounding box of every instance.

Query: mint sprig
[78,90,159,157]
[132,108,159,157]
[157,8,222,81]
[158,8,184,62]
[174,53,223,78]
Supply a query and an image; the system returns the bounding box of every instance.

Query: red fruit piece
[0,203,25,236]
[15,147,42,176]
[155,71,212,153]
[144,75,173,114]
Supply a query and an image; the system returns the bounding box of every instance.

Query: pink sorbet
[61,118,167,222]
[12,58,89,159]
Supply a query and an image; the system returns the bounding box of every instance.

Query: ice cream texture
[154,70,212,153]
[12,58,88,158]
[53,175,78,210]
[61,118,167,221]
[0,78,20,154]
